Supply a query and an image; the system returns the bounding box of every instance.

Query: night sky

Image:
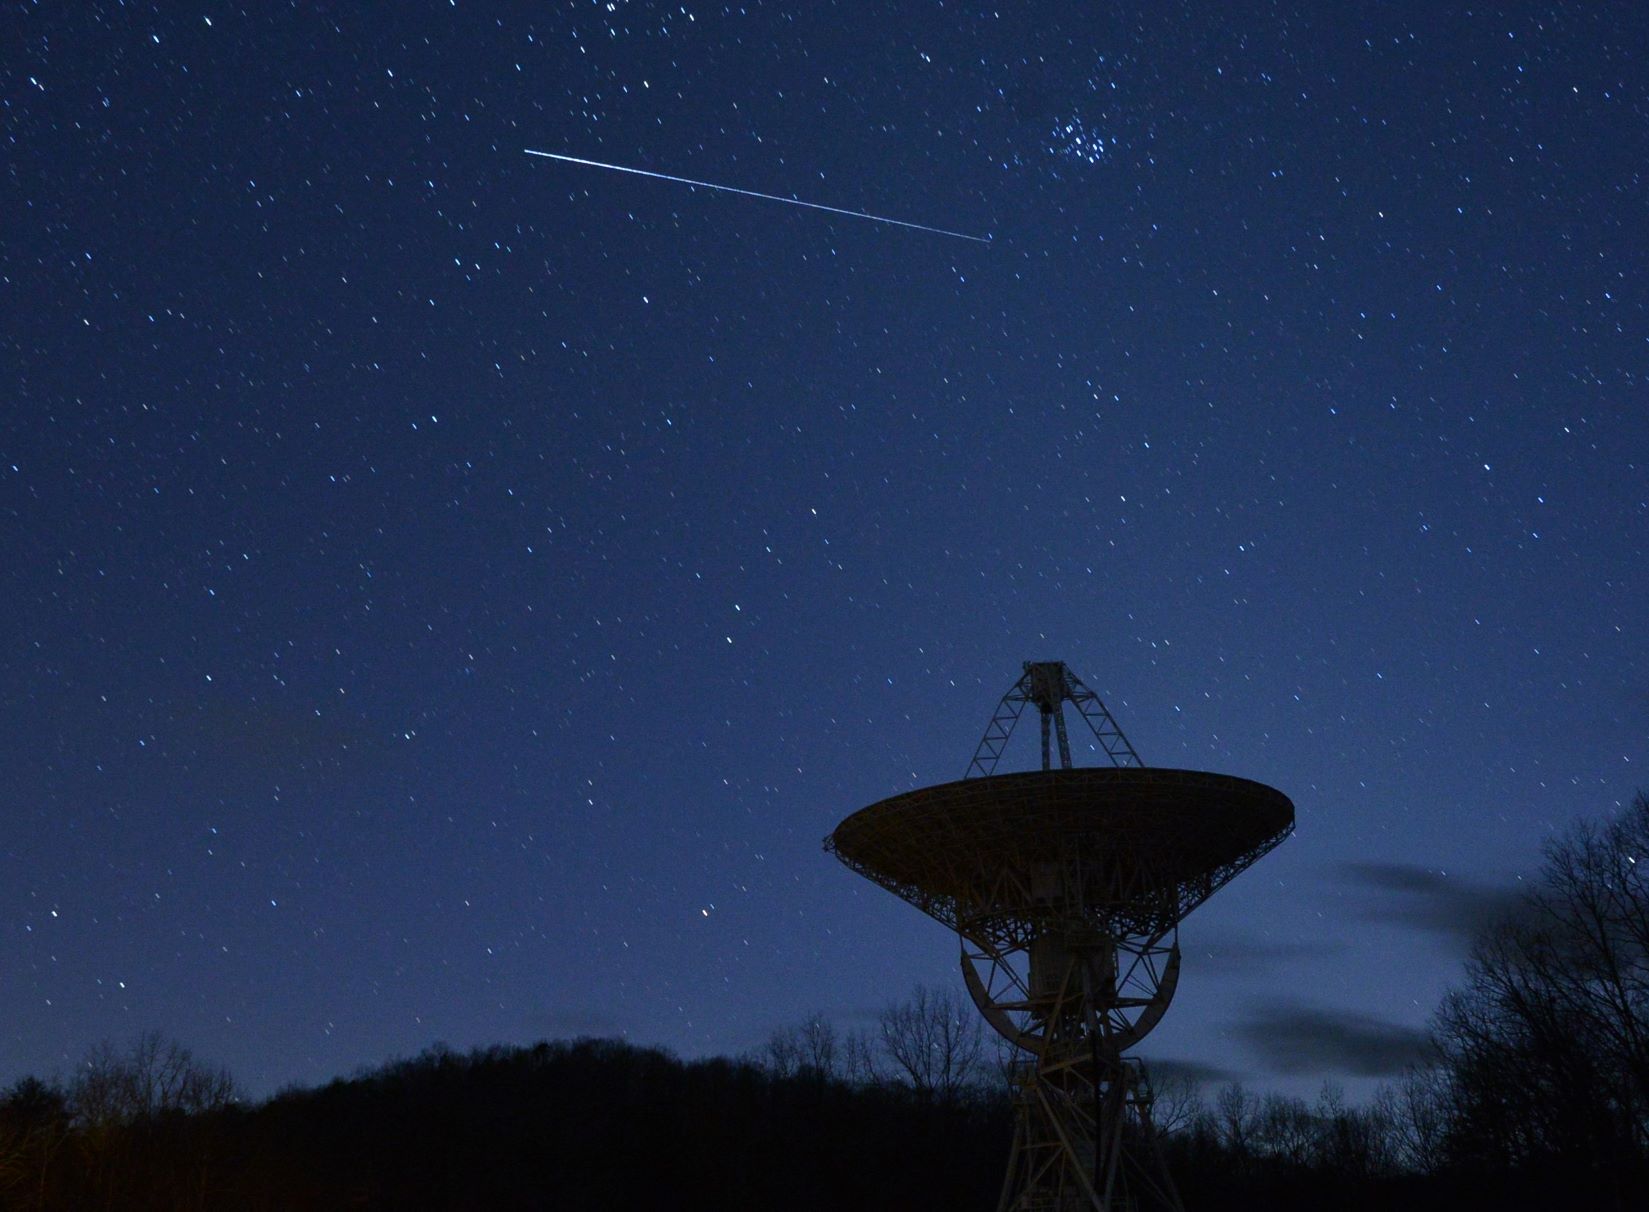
[4,1,1645,1103]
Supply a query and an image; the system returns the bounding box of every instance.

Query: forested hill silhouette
[0,1030,1632,1211]
[1,1035,1008,1210]
[2,792,1645,1210]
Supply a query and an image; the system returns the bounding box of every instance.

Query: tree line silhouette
[2,792,1644,1209]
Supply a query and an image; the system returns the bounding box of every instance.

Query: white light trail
[524,149,991,244]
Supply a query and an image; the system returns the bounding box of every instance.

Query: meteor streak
[524,149,991,244]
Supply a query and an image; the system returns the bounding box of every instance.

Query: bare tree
[1255,1090,1316,1167]
[842,1027,886,1086]
[797,1014,838,1077]
[1432,791,1649,1173]
[1,1076,69,1205]
[759,1026,804,1079]
[70,1031,237,1129]
[1313,1081,1395,1179]
[1373,1065,1452,1174]
[760,1013,840,1080]
[878,984,986,1103]
[1212,1081,1258,1160]
[61,1033,237,1210]
[1140,1067,1203,1137]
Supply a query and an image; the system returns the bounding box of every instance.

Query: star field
[2,1,1645,1100]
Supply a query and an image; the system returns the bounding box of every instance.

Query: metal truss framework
[966,662,1178,1212]
[967,661,1141,779]
[986,958,1185,1212]
[827,661,1295,1212]
[961,897,1186,1211]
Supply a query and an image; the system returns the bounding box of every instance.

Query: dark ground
[2,1037,1636,1210]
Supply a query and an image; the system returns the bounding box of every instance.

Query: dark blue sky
[3,1,1645,1100]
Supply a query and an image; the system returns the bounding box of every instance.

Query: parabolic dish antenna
[828,661,1293,1211]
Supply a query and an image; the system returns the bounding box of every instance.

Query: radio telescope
[828,661,1293,1211]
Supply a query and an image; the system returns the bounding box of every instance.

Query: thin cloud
[1232,1003,1430,1077]
[1145,1057,1244,1086]
[530,1009,628,1039]
[1340,861,1527,949]
[1186,934,1345,977]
